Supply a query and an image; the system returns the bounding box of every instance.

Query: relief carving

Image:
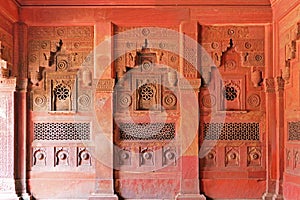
[225,147,240,167]
[55,147,69,166]
[247,93,261,108]
[52,80,73,111]
[163,147,177,166]
[280,23,300,84]
[78,147,91,166]
[140,148,154,166]
[286,149,292,169]
[264,78,275,93]
[201,26,265,68]
[33,148,47,166]
[247,146,262,166]
[137,83,157,110]
[222,80,242,111]
[118,149,131,166]
[201,147,216,167]
[251,67,263,87]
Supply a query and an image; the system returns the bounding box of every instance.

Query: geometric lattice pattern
[203,122,260,141]
[119,123,175,140]
[34,123,90,140]
[288,121,300,140]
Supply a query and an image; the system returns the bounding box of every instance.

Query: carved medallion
[163,93,177,109]
[247,94,261,108]
[78,94,91,108]
[202,94,216,108]
[118,93,132,108]
[34,95,47,107]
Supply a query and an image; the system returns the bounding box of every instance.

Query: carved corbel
[264,78,275,93]
[275,76,285,92]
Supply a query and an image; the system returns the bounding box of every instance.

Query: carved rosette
[162,92,177,110]
[140,148,154,166]
[55,147,69,166]
[118,93,132,110]
[78,147,91,166]
[201,147,216,167]
[201,94,216,108]
[33,148,47,167]
[118,149,131,166]
[247,146,261,166]
[247,94,261,108]
[225,147,240,167]
[78,93,91,111]
[163,147,177,166]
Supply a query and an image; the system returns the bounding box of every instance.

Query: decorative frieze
[96,79,115,92]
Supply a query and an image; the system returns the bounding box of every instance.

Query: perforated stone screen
[203,122,260,141]
[119,123,175,140]
[288,121,300,140]
[34,122,90,140]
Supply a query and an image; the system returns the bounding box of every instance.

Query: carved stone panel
[225,147,240,167]
[0,82,16,196]
[247,146,262,167]
[46,72,77,112]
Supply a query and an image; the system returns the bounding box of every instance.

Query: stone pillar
[89,79,118,200]
[176,20,205,200]
[15,79,31,200]
[14,22,31,200]
[262,77,281,200]
[0,77,18,200]
[176,79,205,200]
[273,77,285,200]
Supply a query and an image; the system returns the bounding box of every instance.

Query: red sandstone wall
[273,0,300,199]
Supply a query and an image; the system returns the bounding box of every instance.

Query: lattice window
[224,86,238,101]
[288,121,300,140]
[54,83,70,101]
[203,122,260,141]
[34,122,90,140]
[140,84,154,101]
[119,123,175,140]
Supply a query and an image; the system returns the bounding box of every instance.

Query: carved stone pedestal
[0,78,18,200]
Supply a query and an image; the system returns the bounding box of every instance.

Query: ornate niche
[115,45,178,113]
[47,72,77,112]
[200,26,265,112]
[28,26,94,113]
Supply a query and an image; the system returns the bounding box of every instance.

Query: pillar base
[262,192,284,200]
[19,193,31,200]
[88,194,118,200]
[175,194,206,200]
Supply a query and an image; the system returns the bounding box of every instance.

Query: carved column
[176,79,205,200]
[14,22,31,199]
[16,79,31,200]
[263,77,280,200]
[89,79,118,200]
[272,77,285,199]
[0,77,18,199]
